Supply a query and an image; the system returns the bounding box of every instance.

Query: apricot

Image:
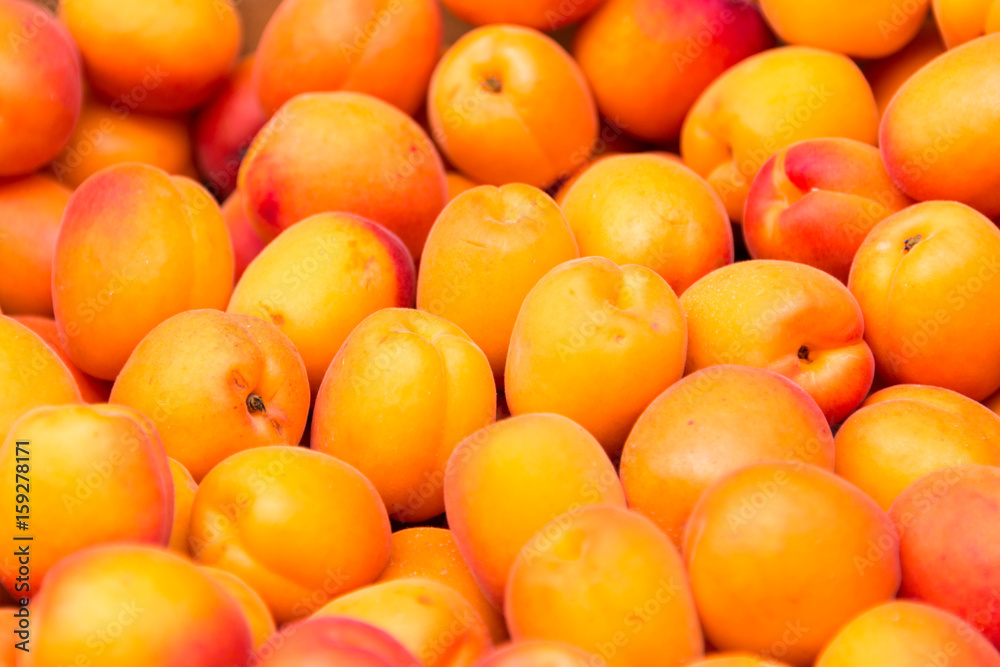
[684,462,900,665]
[60,0,241,113]
[687,656,791,667]
[881,34,1000,217]
[201,566,276,650]
[111,309,310,480]
[167,458,198,555]
[0,316,81,443]
[890,465,1000,646]
[0,174,71,316]
[743,138,913,283]
[239,92,447,257]
[446,172,479,202]
[189,446,391,623]
[552,152,620,206]
[681,47,878,222]
[30,544,252,667]
[472,641,605,667]
[51,98,198,188]
[194,57,268,199]
[848,201,1000,399]
[416,184,580,379]
[933,0,1000,47]
[560,154,733,294]
[816,601,1000,666]
[11,316,112,403]
[440,0,602,29]
[507,506,703,667]
[0,404,172,598]
[681,260,874,424]
[253,0,441,116]
[222,189,267,282]
[506,257,687,456]
[836,386,1000,509]
[864,22,945,118]
[228,212,415,393]
[445,414,625,608]
[0,0,81,177]
[758,0,929,58]
[313,309,494,521]
[377,528,507,644]
[573,0,773,144]
[257,616,421,667]
[620,365,835,545]
[315,578,491,667]
[428,25,598,189]
[53,163,233,381]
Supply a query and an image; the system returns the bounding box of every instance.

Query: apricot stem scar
[247,393,265,413]
[482,76,502,93]
[798,345,811,362]
[903,235,922,251]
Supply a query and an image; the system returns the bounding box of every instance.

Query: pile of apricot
[4,0,1000,665]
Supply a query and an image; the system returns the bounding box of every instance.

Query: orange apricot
[428,25,598,189]
[880,33,1000,217]
[257,616,421,667]
[30,544,252,667]
[559,154,733,295]
[314,578,492,667]
[222,189,267,282]
[0,0,82,177]
[816,601,1000,666]
[743,138,913,283]
[684,463,900,665]
[620,365,835,545]
[446,172,478,202]
[53,163,233,381]
[0,174,71,316]
[51,98,198,188]
[312,308,494,521]
[416,184,580,379]
[253,0,441,116]
[0,404,172,598]
[239,92,447,258]
[227,212,415,393]
[444,413,626,609]
[167,458,198,556]
[472,641,605,667]
[440,0,602,30]
[201,566,276,651]
[506,257,687,456]
[59,0,241,113]
[189,446,391,623]
[0,315,81,443]
[681,47,878,222]
[377,527,507,644]
[111,310,310,481]
[681,260,874,424]
[864,22,946,119]
[506,506,703,667]
[687,656,792,667]
[848,201,1000,399]
[572,0,774,144]
[933,0,1000,47]
[11,315,112,403]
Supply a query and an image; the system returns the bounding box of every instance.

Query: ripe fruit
[506,257,687,456]
[440,0,603,30]
[111,310,311,481]
[472,641,604,667]
[0,404,173,597]
[681,260,874,424]
[416,184,579,379]
[11,315,112,403]
[201,567,276,650]
[53,163,234,381]
[428,25,598,189]
[221,190,267,282]
[506,506,704,667]
[227,212,415,393]
[444,413,626,608]
[864,22,945,118]
[684,463,900,665]
[933,0,1000,47]
[239,91,447,257]
[189,446,391,623]
[312,308,496,522]
[559,154,733,295]
[742,138,913,282]
[835,385,1000,509]
[60,0,242,113]
[681,47,878,222]
[257,616,421,667]
[848,201,1000,400]
[253,0,441,116]
[620,365,835,544]
[167,458,198,555]
[0,0,82,177]
[573,0,774,144]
